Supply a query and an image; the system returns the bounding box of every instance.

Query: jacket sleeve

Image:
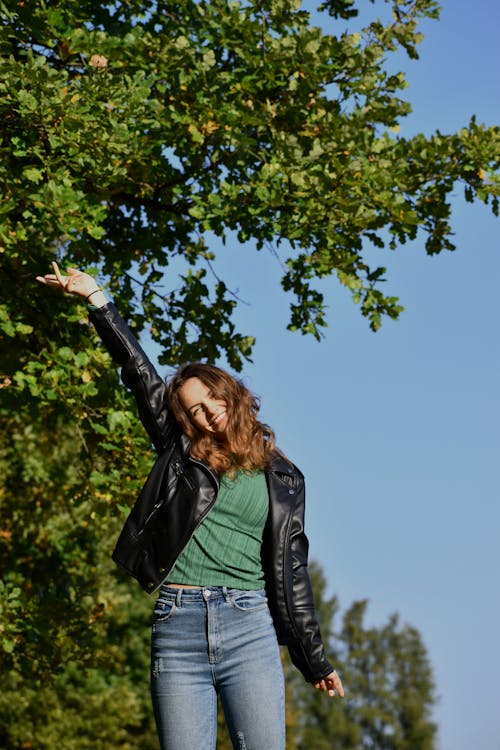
[286,480,335,683]
[89,302,177,453]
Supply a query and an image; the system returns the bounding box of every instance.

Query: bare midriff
[167,583,202,589]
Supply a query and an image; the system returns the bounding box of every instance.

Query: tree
[283,563,437,750]
[1,0,499,369]
[335,601,437,750]
[0,353,160,749]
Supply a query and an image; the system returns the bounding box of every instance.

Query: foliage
[1,0,499,367]
[0,363,159,749]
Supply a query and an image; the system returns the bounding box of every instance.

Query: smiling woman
[180,377,229,434]
[167,361,277,476]
[35,262,344,750]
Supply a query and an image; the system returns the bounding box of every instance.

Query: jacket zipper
[172,459,195,491]
[156,456,220,584]
[137,458,206,537]
[137,501,164,535]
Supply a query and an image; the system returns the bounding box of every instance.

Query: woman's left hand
[36,262,100,299]
[313,670,344,698]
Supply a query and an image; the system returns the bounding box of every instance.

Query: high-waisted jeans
[150,585,285,750]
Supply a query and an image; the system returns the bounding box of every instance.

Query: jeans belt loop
[175,588,183,607]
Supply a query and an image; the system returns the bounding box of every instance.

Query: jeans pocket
[229,589,268,612]
[153,597,177,623]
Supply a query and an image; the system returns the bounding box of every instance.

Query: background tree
[283,564,437,750]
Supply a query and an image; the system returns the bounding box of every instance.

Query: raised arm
[37,263,177,453]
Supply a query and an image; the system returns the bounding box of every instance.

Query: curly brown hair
[167,362,276,475]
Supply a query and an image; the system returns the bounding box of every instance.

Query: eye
[191,406,201,417]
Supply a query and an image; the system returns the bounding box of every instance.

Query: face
[178,377,228,435]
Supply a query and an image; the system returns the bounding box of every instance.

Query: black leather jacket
[90,303,333,682]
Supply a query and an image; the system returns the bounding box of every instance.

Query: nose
[212,398,224,412]
[206,398,224,423]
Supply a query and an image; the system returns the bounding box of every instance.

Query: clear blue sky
[171,3,498,749]
[142,3,498,749]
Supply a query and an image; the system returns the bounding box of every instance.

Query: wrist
[86,289,108,308]
[86,287,102,301]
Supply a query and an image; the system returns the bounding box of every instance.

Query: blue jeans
[150,585,285,750]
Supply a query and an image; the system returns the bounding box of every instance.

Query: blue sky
[177,3,499,749]
[138,3,499,749]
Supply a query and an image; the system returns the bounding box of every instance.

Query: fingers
[332,672,344,698]
[36,273,59,287]
[36,264,95,299]
[36,263,71,290]
[36,262,67,290]
[52,261,66,288]
[329,671,344,698]
[313,670,344,699]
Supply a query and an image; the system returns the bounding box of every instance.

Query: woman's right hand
[36,262,107,305]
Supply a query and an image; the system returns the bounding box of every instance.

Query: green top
[167,470,269,589]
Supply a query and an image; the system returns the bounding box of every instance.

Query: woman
[37,263,344,750]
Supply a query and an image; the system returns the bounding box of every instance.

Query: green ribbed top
[167,470,269,589]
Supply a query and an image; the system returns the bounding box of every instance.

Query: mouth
[210,411,227,428]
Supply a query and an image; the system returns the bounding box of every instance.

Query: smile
[210,411,227,427]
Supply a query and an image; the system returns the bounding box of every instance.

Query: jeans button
[203,589,212,599]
